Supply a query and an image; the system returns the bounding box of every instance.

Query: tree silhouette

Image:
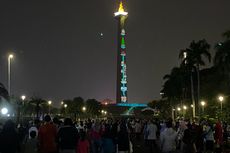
[29,97,47,119]
[86,99,102,117]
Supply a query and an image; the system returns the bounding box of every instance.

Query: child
[24,130,38,153]
[77,131,89,153]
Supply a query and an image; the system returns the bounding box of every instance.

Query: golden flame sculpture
[118,2,125,13]
[114,1,128,16]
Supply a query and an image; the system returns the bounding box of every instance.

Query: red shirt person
[77,131,89,153]
[215,121,223,146]
[38,115,57,153]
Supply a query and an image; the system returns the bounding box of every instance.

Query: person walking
[134,120,142,141]
[160,120,177,153]
[38,115,57,153]
[77,131,90,153]
[182,122,197,153]
[215,120,223,153]
[90,121,102,153]
[58,118,79,153]
[101,124,115,153]
[204,121,214,153]
[117,121,130,153]
[24,130,38,153]
[0,120,20,153]
[146,120,158,153]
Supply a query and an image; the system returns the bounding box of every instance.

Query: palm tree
[29,97,47,119]
[179,39,211,117]
[162,67,186,101]
[161,66,190,119]
[214,30,230,87]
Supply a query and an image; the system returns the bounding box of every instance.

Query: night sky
[0,0,230,105]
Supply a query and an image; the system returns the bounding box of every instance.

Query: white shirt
[160,128,177,152]
[146,123,158,140]
[205,126,214,141]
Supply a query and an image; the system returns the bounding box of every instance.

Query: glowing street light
[48,101,52,105]
[191,104,194,108]
[21,95,26,101]
[177,107,181,111]
[61,101,64,105]
[1,107,8,115]
[101,110,107,115]
[21,95,26,106]
[17,95,26,122]
[8,54,14,96]
[200,101,206,113]
[218,95,224,115]
[64,104,67,108]
[48,101,52,114]
[183,106,187,110]
[201,101,206,106]
[82,106,86,112]
[218,96,224,102]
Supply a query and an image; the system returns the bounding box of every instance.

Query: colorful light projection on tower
[120,29,127,102]
[114,1,128,103]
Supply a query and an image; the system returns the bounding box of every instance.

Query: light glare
[218,96,224,102]
[1,107,8,115]
[21,95,26,101]
[9,54,14,59]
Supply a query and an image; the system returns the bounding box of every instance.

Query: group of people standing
[0,116,228,153]
[0,115,135,153]
[142,118,227,153]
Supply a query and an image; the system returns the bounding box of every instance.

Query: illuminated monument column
[114,2,128,103]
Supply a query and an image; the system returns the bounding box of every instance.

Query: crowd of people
[0,115,229,153]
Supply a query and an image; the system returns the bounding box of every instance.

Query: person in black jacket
[57,118,79,153]
[117,121,130,153]
[0,119,21,153]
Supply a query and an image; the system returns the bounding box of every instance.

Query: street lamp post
[200,101,206,114]
[48,100,52,114]
[183,51,195,118]
[18,95,26,123]
[218,96,224,118]
[21,95,26,105]
[183,105,187,116]
[82,106,86,118]
[8,54,14,96]
[64,104,67,116]
[177,107,181,117]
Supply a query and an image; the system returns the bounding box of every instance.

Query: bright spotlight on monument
[1,107,8,115]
